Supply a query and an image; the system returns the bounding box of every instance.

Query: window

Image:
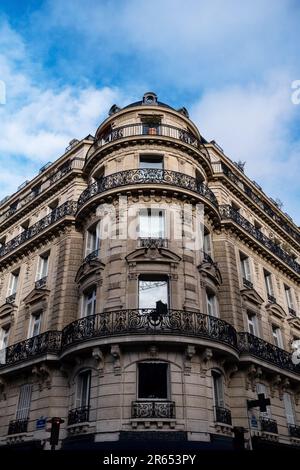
[7,271,19,296]
[256,383,271,418]
[206,290,218,317]
[82,288,97,317]
[138,275,169,310]
[139,209,165,238]
[240,253,251,282]
[36,253,49,280]
[203,231,212,256]
[16,384,32,421]
[141,119,161,136]
[0,326,9,349]
[264,270,274,297]
[28,312,42,338]
[247,313,259,336]
[231,201,240,213]
[212,370,225,408]
[138,363,168,399]
[86,223,100,256]
[283,392,296,425]
[75,370,91,410]
[272,325,283,349]
[284,285,294,310]
[139,154,163,170]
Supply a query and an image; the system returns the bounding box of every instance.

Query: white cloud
[190,78,300,222]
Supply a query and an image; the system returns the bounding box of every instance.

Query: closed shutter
[283,393,295,425]
[16,384,32,420]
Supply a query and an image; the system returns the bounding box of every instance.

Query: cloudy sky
[0,0,299,223]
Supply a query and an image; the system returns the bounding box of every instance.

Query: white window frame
[272,325,284,349]
[7,271,19,296]
[86,223,100,256]
[139,208,165,239]
[75,370,91,409]
[16,384,32,421]
[264,271,273,296]
[0,326,9,350]
[247,313,259,336]
[284,285,294,310]
[212,370,225,408]
[283,392,295,425]
[139,154,164,170]
[81,289,97,318]
[240,255,251,282]
[203,232,212,256]
[36,254,49,281]
[138,276,169,310]
[206,291,219,317]
[28,312,42,338]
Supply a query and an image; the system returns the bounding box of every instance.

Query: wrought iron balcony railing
[35,276,47,289]
[83,249,100,264]
[214,406,232,425]
[96,123,203,151]
[267,294,276,304]
[138,237,168,249]
[243,278,253,289]
[0,331,62,367]
[61,309,238,351]
[221,163,300,246]
[0,201,77,259]
[220,205,300,275]
[8,419,28,435]
[289,424,300,438]
[68,406,90,425]
[260,417,278,434]
[238,332,300,374]
[78,169,218,209]
[5,293,16,304]
[131,400,175,419]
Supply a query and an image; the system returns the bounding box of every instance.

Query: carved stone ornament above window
[75,258,105,285]
[125,247,181,266]
[240,288,264,307]
[265,301,287,320]
[197,261,222,286]
[0,302,16,323]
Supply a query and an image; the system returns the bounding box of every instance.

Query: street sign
[36,417,47,430]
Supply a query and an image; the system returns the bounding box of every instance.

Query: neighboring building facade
[0,92,299,450]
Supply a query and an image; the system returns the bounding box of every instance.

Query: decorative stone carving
[32,363,51,391]
[200,348,213,377]
[111,344,121,375]
[269,374,282,398]
[245,364,262,391]
[92,347,104,376]
[148,345,159,358]
[224,363,238,386]
[184,345,196,375]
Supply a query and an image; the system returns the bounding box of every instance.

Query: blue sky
[0,0,299,223]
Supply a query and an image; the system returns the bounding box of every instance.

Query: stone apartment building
[0,92,299,450]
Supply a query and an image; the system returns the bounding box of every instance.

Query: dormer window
[142,92,158,105]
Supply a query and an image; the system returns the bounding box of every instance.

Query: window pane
[138,363,168,399]
[139,209,165,238]
[283,393,295,425]
[212,372,224,407]
[140,155,163,170]
[139,277,168,309]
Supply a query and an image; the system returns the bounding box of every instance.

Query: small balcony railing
[61,309,238,351]
[243,278,253,289]
[0,331,62,367]
[138,237,168,249]
[35,276,47,289]
[78,169,218,209]
[68,406,90,425]
[219,205,300,275]
[96,123,203,151]
[83,249,100,264]
[5,293,16,304]
[8,419,28,435]
[131,400,175,419]
[267,294,276,304]
[289,424,300,438]
[0,201,77,259]
[260,417,278,434]
[214,406,232,425]
[239,332,300,375]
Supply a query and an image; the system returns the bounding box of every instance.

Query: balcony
[77,169,218,210]
[8,419,28,435]
[0,331,62,368]
[260,417,278,434]
[131,400,175,419]
[5,293,16,304]
[243,278,253,289]
[238,332,300,375]
[68,406,90,425]
[214,406,232,425]
[96,123,203,151]
[289,424,300,439]
[0,201,77,260]
[61,309,238,352]
[267,294,276,304]
[83,249,100,264]
[35,276,47,289]
[220,205,300,276]
[138,237,168,249]
[221,163,300,246]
